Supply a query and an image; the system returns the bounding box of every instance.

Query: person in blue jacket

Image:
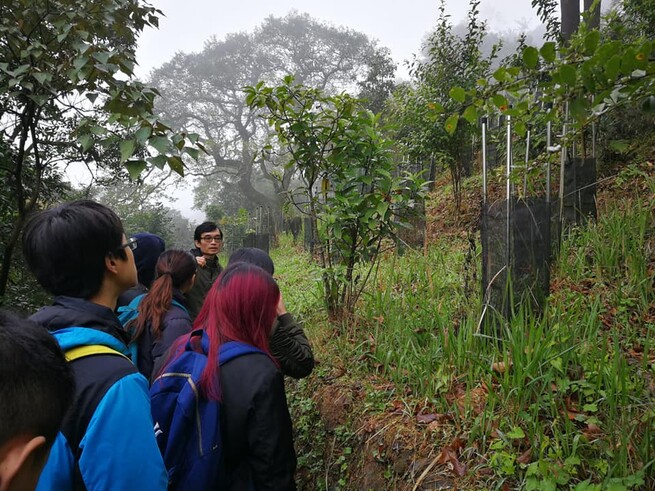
[22,200,168,491]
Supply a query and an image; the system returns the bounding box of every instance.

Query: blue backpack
[117,293,188,327]
[149,329,263,490]
[117,294,188,364]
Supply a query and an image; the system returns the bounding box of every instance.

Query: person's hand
[196,256,207,268]
[276,293,287,316]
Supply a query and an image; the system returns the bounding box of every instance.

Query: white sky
[135,0,542,80]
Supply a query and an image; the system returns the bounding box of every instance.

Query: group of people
[0,199,314,491]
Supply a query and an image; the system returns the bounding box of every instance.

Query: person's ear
[104,255,119,275]
[182,274,196,293]
[0,435,48,491]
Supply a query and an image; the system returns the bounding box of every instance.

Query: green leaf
[449,86,466,103]
[32,72,52,84]
[134,126,151,144]
[559,65,577,86]
[522,46,539,69]
[148,155,168,169]
[184,146,200,160]
[444,114,459,135]
[78,134,93,152]
[570,97,588,121]
[621,48,636,75]
[493,67,507,82]
[462,105,478,124]
[72,57,88,71]
[149,136,169,154]
[376,201,389,217]
[124,159,147,180]
[540,42,557,63]
[119,139,136,163]
[492,94,509,110]
[642,95,655,113]
[584,30,601,55]
[167,155,185,176]
[605,55,621,82]
[507,427,525,439]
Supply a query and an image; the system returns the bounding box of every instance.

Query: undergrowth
[272,160,655,490]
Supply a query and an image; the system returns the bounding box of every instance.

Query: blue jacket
[31,296,168,491]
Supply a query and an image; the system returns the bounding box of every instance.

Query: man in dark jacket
[185,221,224,320]
[228,247,314,379]
[22,200,167,491]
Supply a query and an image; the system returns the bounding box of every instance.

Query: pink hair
[166,263,280,400]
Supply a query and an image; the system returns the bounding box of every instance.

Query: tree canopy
[149,12,396,222]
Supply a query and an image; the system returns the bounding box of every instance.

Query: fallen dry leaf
[517,448,532,465]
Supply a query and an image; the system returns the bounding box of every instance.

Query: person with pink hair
[158,262,296,490]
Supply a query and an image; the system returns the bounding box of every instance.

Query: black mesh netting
[561,157,597,226]
[481,196,551,320]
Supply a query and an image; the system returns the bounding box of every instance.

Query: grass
[272,161,655,490]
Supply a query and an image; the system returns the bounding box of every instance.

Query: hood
[30,296,131,354]
[132,232,165,288]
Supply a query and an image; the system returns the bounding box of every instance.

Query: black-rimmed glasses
[120,237,138,251]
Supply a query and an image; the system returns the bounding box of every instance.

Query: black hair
[22,200,126,299]
[227,247,275,275]
[193,221,222,242]
[132,250,197,342]
[0,310,75,446]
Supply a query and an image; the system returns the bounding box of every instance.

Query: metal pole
[506,115,512,288]
[482,117,488,205]
[523,124,531,196]
[546,120,552,204]
[559,102,569,229]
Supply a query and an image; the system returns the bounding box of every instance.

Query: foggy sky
[136,0,541,79]
[134,0,542,223]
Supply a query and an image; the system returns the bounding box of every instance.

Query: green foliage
[445,14,655,160]
[390,0,500,206]
[245,77,426,318]
[150,12,394,218]
[0,0,203,298]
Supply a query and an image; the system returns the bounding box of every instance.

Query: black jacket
[185,248,222,321]
[116,283,148,309]
[270,313,314,379]
[220,352,297,491]
[141,290,193,381]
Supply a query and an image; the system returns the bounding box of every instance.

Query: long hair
[186,262,279,400]
[131,250,196,342]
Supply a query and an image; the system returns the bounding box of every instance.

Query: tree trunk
[584,0,601,29]
[561,0,581,42]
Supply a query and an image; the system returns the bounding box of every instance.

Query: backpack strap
[171,299,189,315]
[65,344,131,362]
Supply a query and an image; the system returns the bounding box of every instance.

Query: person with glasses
[22,200,167,491]
[186,221,224,321]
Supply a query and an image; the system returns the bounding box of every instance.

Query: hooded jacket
[30,296,167,491]
[185,248,223,320]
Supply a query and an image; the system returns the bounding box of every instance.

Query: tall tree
[149,12,395,228]
[0,0,201,297]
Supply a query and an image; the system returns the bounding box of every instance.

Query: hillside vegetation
[273,138,655,490]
